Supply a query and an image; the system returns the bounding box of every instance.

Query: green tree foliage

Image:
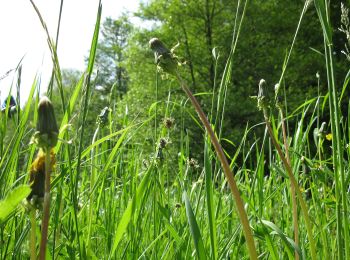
[94,15,133,98]
[137,0,236,91]
[116,0,348,150]
[42,1,348,161]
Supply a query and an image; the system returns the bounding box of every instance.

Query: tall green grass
[0,1,349,259]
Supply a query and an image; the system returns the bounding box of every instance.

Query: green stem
[325,42,349,259]
[30,209,37,260]
[263,110,315,260]
[39,149,51,260]
[279,109,299,260]
[86,126,100,252]
[176,73,257,260]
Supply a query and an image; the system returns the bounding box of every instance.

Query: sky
[0,0,142,106]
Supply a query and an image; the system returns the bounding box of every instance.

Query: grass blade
[0,185,30,222]
[204,138,218,259]
[183,191,207,260]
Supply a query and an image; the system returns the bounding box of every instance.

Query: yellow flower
[326,133,332,141]
[27,149,56,203]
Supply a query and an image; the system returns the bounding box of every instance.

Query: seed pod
[33,96,58,150]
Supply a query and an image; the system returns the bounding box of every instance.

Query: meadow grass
[0,0,349,259]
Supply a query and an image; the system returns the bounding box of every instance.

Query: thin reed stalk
[314,1,350,257]
[176,72,258,260]
[86,126,100,252]
[262,109,316,260]
[279,108,299,260]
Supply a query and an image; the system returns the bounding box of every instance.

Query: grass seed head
[186,158,199,169]
[163,117,175,129]
[159,137,170,149]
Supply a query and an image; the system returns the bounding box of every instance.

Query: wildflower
[27,149,56,206]
[32,96,58,151]
[163,117,175,129]
[326,133,332,141]
[149,38,179,75]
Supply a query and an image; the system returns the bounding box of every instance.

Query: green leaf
[183,191,207,260]
[0,185,31,222]
[261,220,302,259]
[204,139,218,259]
[108,166,153,259]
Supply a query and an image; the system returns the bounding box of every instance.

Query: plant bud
[149,38,170,55]
[149,38,178,75]
[257,79,270,110]
[33,96,58,149]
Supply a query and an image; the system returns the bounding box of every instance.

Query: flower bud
[257,79,271,110]
[163,117,175,129]
[149,38,178,75]
[149,38,170,55]
[33,96,58,149]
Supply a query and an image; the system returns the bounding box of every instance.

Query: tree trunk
[181,23,197,89]
[205,0,215,89]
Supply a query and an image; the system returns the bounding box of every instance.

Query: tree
[94,15,133,98]
[138,0,236,91]
[104,1,349,159]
